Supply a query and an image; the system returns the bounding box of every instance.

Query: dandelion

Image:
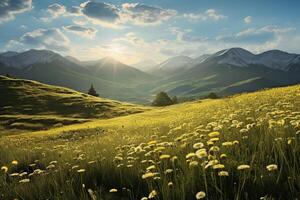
[9,173,19,177]
[218,171,229,176]
[142,172,155,179]
[146,165,156,171]
[266,164,278,171]
[168,182,173,187]
[148,190,157,199]
[19,178,30,183]
[220,153,227,159]
[141,197,148,200]
[165,169,173,174]
[222,141,233,147]
[209,146,220,152]
[195,149,207,158]
[193,142,204,149]
[11,160,18,165]
[77,169,86,173]
[237,164,250,170]
[171,156,178,162]
[195,191,206,199]
[88,189,97,200]
[208,131,220,137]
[46,164,55,170]
[189,161,199,168]
[109,188,118,193]
[159,154,170,160]
[212,164,225,169]
[186,153,196,159]
[1,166,8,173]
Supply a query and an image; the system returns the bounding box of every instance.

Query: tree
[206,92,219,99]
[88,84,99,97]
[172,96,178,104]
[152,92,173,106]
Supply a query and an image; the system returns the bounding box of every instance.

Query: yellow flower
[146,165,156,171]
[1,166,8,173]
[189,161,199,168]
[186,153,196,159]
[142,172,155,179]
[266,164,278,171]
[109,188,118,193]
[237,164,250,170]
[208,131,220,137]
[195,149,207,158]
[193,142,204,149]
[218,171,229,176]
[11,160,18,165]
[195,191,206,199]
[19,178,30,183]
[148,190,157,199]
[168,182,173,187]
[212,164,225,169]
[159,154,170,160]
[77,169,86,173]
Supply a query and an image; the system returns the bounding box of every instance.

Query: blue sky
[1,0,300,65]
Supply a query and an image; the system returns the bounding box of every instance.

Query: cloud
[244,16,252,24]
[121,3,177,25]
[63,25,97,38]
[79,1,121,27]
[8,28,70,51]
[47,3,66,18]
[183,9,227,21]
[0,0,32,23]
[217,26,294,44]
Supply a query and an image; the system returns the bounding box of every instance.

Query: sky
[1,0,300,65]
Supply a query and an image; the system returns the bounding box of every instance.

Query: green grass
[0,84,300,199]
[0,76,149,134]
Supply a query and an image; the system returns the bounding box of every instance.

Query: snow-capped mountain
[0,49,62,68]
[203,48,300,71]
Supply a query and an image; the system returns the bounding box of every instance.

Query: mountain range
[1,47,299,103]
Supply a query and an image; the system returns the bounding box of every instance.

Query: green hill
[0,76,149,133]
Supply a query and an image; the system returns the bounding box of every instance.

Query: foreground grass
[0,85,300,199]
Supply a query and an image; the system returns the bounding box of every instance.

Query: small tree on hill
[172,96,178,104]
[152,92,173,106]
[206,92,219,99]
[88,84,99,97]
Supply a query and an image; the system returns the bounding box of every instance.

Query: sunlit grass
[0,85,300,199]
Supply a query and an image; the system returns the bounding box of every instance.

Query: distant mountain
[149,55,195,76]
[149,48,300,98]
[0,49,153,103]
[132,59,158,72]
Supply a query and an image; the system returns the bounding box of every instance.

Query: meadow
[0,85,300,199]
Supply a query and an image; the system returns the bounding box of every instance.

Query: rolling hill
[0,76,149,133]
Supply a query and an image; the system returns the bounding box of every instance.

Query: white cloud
[183,9,227,21]
[244,16,252,24]
[7,28,70,51]
[0,0,32,23]
[63,25,97,39]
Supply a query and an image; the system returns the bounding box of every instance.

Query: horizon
[1,0,300,65]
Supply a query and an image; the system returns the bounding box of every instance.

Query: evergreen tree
[172,96,178,104]
[88,84,99,97]
[152,92,173,106]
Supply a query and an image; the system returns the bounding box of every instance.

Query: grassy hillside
[0,85,299,199]
[0,76,149,133]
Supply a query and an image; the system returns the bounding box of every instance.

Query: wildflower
[237,164,250,170]
[186,153,196,159]
[195,191,206,199]
[222,141,233,147]
[77,169,86,173]
[208,131,220,137]
[266,164,278,171]
[212,164,225,169]
[148,190,157,199]
[171,156,178,162]
[189,161,199,168]
[159,154,170,160]
[88,189,97,200]
[142,172,155,179]
[141,197,148,200]
[195,149,207,158]
[9,173,19,177]
[46,164,55,170]
[209,146,220,152]
[11,160,18,165]
[1,166,8,173]
[49,160,58,165]
[165,169,173,174]
[109,188,118,193]
[72,165,79,170]
[168,182,173,187]
[220,154,227,159]
[193,142,204,149]
[19,178,30,183]
[218,171,229,176]
[146,165,156,171]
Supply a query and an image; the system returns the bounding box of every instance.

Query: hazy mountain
[132,59,158,72]
[149,55,195,76]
